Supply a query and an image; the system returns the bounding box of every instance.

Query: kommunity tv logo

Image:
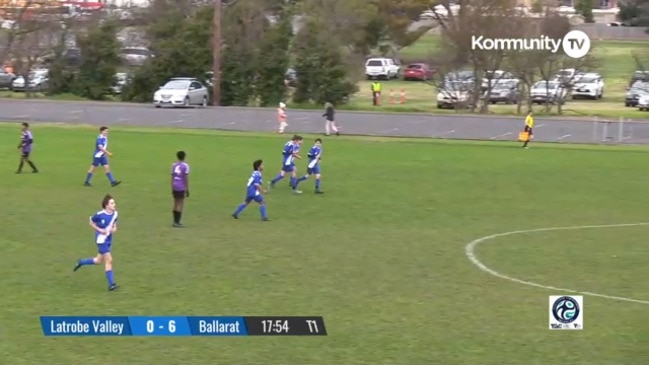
[471,30,591,59]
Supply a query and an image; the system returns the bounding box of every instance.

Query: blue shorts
[245,195,264,204]
[92,156,108,167]
[97,243,111,254]
[282,164,295,173]
[307,165,320,175]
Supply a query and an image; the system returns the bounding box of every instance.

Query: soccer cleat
[108,284,117,291]
[73,261,82,272]
[111,181,122,187]
[84,182,92,187]
[315,191,324,194]
[232,214,239,219]
[293,189,303,194]
[172,223,185,228]
[262,218,269,221]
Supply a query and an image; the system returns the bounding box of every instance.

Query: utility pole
[212,0,221,106]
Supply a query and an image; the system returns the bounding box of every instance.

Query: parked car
[530,80,567,104]
[119,47,152,66]
[571,73,604,99]
[554,68,582,86]
[153,77,209,108]
[111,72,129,94]
[481,70,515,89]
[629,71,649,87]
[12,69,49,92]
[285,68,297,86]
[487,80,519,104]
[402,63,434,81]
[625,81,649,107]
[437,80,474,109]
[365,57,400,80]
[444,70,475,83]
[638,94,649,111]
[0,67,15,89]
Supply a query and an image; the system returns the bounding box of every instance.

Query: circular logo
[552,296,580,323]
[562,30,591,59]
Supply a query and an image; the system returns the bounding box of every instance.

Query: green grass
[1,122,648,365]
[336,37,649,118]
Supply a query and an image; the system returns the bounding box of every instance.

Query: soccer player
[294,138,324,194]
[278,102,288,134]
[73,194,119,291]
[322,102,340,136]
[16,122,38,174]
[232,159,269,221]
[269,135,303,194]
[522,111,534,149]
[171,151,190,227]
[84,126,121,187]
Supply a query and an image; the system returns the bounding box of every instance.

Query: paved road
[1,99,648,143]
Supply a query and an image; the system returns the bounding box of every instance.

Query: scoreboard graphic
[41,316,327,336]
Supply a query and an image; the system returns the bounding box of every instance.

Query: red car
[403,63,435,81]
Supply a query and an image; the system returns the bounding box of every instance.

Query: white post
[593,116,598,142]
[618,117,623,142]
[602,121,608,142]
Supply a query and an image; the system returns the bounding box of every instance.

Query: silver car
[120,47,152,67]
[153,78,209,108]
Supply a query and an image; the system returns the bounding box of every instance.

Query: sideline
[465,223,649,305]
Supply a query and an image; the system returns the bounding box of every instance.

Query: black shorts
[524,126,533,135]
[21,152,30,158]
[172,190,186,199]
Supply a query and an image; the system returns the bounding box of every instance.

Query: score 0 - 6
[147,319,176,334]
[128,316,187,336]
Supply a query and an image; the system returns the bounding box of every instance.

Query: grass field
[1,123,649,365]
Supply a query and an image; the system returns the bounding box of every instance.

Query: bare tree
[10,15,65,97]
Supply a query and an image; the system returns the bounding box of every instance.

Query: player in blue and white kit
[294,138,324,194]
[84,126,121,187]
[269,135,303,194]
[73,194,119,291]
[232,159,269,221]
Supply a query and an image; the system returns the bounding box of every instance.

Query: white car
[481,70,515,89]
[638,94,649,111]
[154,78,209,108]
[437,80,473,109]
[12,69,49,92]
[572,73,604,99]
[120,47,152,67]
[554,68,580,85]
[530,80,567,104]
[365,58,399,80]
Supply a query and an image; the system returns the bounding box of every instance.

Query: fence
[574,24,649,41]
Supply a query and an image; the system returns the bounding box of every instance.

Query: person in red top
[278,102,287,133]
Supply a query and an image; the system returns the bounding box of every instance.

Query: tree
[254,8,292,106]
[618,0,649,28]
[8,15,63,98]
[122,2,213,102]
[74,20,121,100]
[219,0,269,106]
[292,19,358,105]
[366,0,434,58]
[576,0,595,23]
